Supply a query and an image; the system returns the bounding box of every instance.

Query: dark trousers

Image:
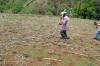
[60,30,67,39]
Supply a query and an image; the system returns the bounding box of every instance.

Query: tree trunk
[54,4,58,15]
[78,0,81,15]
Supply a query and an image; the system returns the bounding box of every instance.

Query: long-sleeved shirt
[98,26,100,31]
[59,16,70,31]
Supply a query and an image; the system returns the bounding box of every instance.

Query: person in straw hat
[59,9,70,40]
[94,21,100,40]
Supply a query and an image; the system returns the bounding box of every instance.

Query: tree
[73,0,99,20]
[95,0,100,20]
[48,0,69,15]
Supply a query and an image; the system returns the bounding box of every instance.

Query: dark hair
[63,13,66,17]
[94,22,97,25]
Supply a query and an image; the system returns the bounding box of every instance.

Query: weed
[74,61,85,66]
[91,60,98,66]
[81,57,98,66]
[25,50,41,57]
[62,58,71,66]
[42,49,49,56]
[49,55,60,59]
[15,26,23,32]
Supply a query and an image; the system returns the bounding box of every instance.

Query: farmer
[94,22,100,40]
[59,10,70,40]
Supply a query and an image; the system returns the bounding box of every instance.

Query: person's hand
[96,26,98,29]
[60,16,63,19]
[59,22,62,25]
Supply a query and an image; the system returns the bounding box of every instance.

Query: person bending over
[59,11,70,40]
[94,22,100,40]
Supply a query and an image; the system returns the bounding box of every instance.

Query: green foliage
[15,26,23,32]
[11,4,23,14]
[0,0,8,12]
[74,61,85,66]
[0,0,99,20]
[91,60,98,66]
[82,57,98,66]
[42,49,49,56]
[47,0,70,15]
[20,8,35,14]
[46,11,53,15]
[47,7,55,15]
[25,50,41,57]
[0,0,73,16]
[37,8,41,14]
[61,58,70,65]
[0,0,27,13]
[0,6,4,12]
[73,0,100,20]
[49,55,61,59]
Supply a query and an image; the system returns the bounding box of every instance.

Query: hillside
[0,14,100,66]
[0,0,71,15]
[0,0,100,20]
[21,0,48,14]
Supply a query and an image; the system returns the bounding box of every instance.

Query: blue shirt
[98,26,100,31]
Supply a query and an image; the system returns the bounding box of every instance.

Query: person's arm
[59,22,62,25]
[62,18,68,26]
[59,16,63,25]
[96,25,99,29]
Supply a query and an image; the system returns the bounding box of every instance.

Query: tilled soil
[0,14,100,66]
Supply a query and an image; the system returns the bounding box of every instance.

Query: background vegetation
[0,0,100,20]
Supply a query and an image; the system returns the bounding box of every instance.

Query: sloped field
[0,14,100,66]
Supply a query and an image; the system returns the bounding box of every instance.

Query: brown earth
[0,14,100,66]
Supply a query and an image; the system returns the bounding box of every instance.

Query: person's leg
[64,30,70,39]
[98,37,100,40]
[97,31,100,40]
[63,30,67,39]
[94,31,100,39]
[60,30,65,39]
[60,30,67,39]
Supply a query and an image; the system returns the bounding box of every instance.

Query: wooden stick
[44,58,62,62]
[92,57,100,64]
[47,24,59,38]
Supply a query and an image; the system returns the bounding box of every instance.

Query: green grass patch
[62,58,71,66]
[91,60,98,66]
[74,61,85,66]
[15,26,23,32]
[25,50,41,57]
[82,57,98,66]
[42,49,49,56]
[6,16,22,20]
[31,25,43,32]
[82,57,91,66]
[43,59,50,66]
[97,57,100,60]
[49,54,61,59]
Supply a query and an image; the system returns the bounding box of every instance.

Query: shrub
[46,11,53,15]
[11,4,23,14]
[73,0,99,20]
[0,6,4,12]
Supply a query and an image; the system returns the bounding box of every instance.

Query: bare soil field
[0,14,100,66]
